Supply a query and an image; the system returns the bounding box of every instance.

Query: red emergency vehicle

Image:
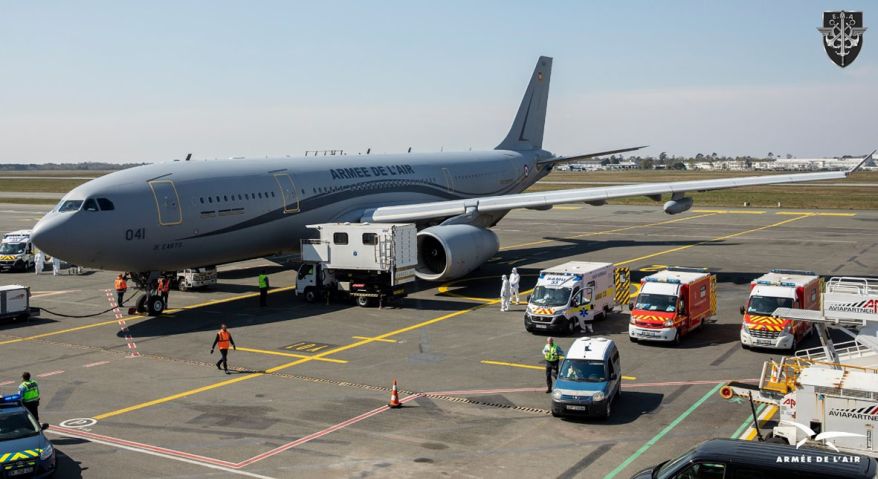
[628,267,717,345]
[739,269,821,352]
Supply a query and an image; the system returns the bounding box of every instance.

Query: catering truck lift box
[173,267,218,291]
[0,230,35,272]
[525,261,626,334]
[296,223,417,307]
[740,269,821,352]
[629,267,716,345]
[0,285,39,322]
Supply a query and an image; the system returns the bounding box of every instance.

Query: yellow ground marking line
[742,405,778,440]
[236,347,348,364]
[161,286,295,314]
[94,304,490,420]
[0,319,122,346]
[0,286,297,347]
[554,206,582,210]
[775,211,856,217]
[30,290,77,299]
[351,336,398,343]
[692,209,766,214]
[499,212,718,251]
[481,360,636,380]
[614,214,813,266]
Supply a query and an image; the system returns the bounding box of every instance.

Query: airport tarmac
[0,203,875,478]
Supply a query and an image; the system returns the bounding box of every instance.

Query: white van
[550,337,622,418]
[524,261,620,334]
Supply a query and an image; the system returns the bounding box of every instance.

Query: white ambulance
[524,261,620,334]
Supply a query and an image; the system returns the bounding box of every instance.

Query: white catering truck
[296,223,417,307]
[524,261,622,334]
[0,230,35,272]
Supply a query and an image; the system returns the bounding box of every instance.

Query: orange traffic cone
[389,379,402,408]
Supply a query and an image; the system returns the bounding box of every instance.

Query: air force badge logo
[818,11,866,68]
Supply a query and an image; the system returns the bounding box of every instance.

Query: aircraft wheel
[147,295,165,316]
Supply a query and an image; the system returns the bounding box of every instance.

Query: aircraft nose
[31,214,67,258]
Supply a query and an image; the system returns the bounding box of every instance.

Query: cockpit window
[58,200,83,213]
[83,198,99,212]
[97,198,115,211]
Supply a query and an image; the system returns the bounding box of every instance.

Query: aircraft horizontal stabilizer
[537,146,648,165]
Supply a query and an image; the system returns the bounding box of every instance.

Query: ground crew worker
[52,256,61,276]
[210,324,236,374]
[509,267,520,304]
[543,337,564,393]
[499,274,511,311]
[258,270,269,307]
[34,250,44,275]
[18,372,40,422]
[158,275,171,308]
[114,273,128,308]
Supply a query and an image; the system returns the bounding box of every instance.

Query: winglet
[848,149,876,175]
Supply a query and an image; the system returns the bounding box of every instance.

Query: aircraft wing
[362,152,872,223]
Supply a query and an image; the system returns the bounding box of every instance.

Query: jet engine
[416,225,499,281]
[663,197,693,215]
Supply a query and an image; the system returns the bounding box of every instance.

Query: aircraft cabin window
[333,233,348,245]
[82,198,99,212]
[271,192,275,198]
[238,195,242,200]
[97,198,115,211]
[200,198,205,204]
[258,193,262,199]
[215,196,220,203]
[224,195,228,202]
[58,200,83,213]
[208,197,213,203]
[245,194,249,200]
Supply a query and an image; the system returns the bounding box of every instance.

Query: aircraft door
[148,180,183,226]
[441,168,455,192]
[273,173,300,213]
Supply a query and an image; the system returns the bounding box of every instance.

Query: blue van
[550,337,621,419]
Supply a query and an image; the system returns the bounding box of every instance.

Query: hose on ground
[37,292,139,319]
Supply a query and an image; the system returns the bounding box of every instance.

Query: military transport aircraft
[31,56,872,314]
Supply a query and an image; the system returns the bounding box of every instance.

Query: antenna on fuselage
[407,147,412,153]
[185,153,191,161]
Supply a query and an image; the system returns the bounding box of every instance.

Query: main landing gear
[131,272,165,316]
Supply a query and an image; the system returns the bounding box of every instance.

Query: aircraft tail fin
[496,56,552,151]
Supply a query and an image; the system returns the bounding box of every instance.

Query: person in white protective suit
[52,256,61,276]
[34,250,44,275]
[500,274,511,312]
[509,267,520,305]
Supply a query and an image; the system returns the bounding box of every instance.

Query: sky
[1,1,876,163]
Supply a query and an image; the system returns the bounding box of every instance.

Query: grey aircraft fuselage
[32,149,552,272]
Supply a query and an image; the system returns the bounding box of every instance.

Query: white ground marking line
[46,429,278,479]
[82,361,111,368]
[36,370,64,378]
[104,289,140,357]
[0,381,13,387]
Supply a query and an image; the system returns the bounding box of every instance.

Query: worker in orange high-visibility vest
[114,274,128,308]
[210,324,237,374]
[158,276,171,308]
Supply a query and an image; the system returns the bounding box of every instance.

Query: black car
[631,438,877,479]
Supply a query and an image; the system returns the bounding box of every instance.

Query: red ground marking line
[426,387,545,395]
[624,379,759,388]
[49,425,239,468]
[36,370,64,378]
[236,394,420,468]
[105,289,140,357]
[52,395,421,470]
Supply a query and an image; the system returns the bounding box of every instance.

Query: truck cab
[629,267,716,345]
[524,262,618,334]
[550,337,621,419]
[740,270,820,352]
[0,230,35,272]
